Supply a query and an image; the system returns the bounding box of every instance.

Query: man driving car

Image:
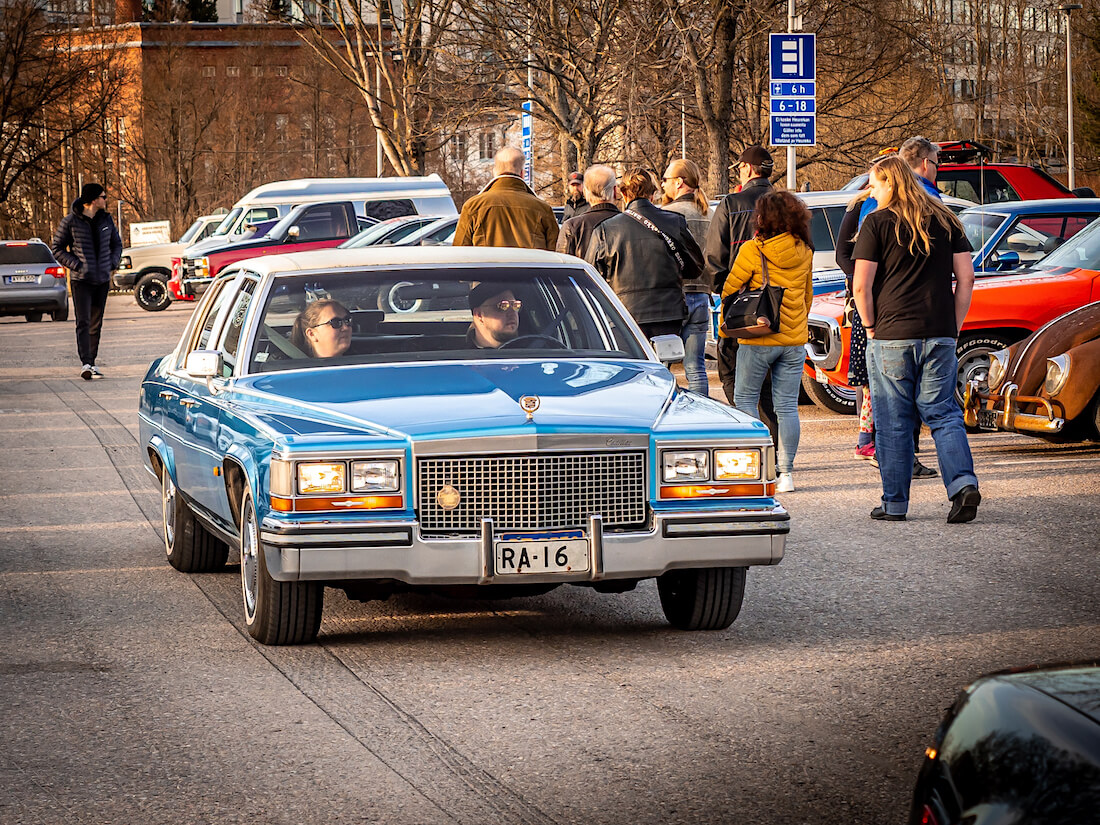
[467,284,521,348]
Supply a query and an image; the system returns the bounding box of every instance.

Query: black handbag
[721,248,785,338]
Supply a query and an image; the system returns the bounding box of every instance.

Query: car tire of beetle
[134,272,172,312]
[25,311,42,322]
[1089,391,1100,442]
[956,333,1016,406]
[657,566,746,631]
[51,303,69,322]
[162,469,228,573]
[240,491,322,645]
[800,373,857,415]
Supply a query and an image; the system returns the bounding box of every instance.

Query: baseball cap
[468,282,513,309]
[731,146,773,170]
[567,171,583,183]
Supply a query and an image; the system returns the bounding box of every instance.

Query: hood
[234,360,756,443]
[1005,300,1100,394]
[757,233,813,272]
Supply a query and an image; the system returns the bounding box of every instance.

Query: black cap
[468,282,513,310]
[567,171,583,183]
[732,146,773,170]
[79,183,105,204]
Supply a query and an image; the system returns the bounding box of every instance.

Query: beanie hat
[79,183,105,205]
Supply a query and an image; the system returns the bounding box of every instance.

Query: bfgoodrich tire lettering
[162,469,228,572]
[240,492,322,645]
[658,567,747,631]
[955,333,1017,404]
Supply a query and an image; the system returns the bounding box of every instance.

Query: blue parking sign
[769,34,815,82]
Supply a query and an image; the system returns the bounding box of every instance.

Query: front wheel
[801,373,857,414]
[955,333,1016,405]
[240,491,322,645]
[658,567,747,630]
[51,303,69,322]
[25,311,42,322]
[135,272,171,312]
[162,469,228,572]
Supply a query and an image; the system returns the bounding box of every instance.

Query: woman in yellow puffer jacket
[719,190,814,493]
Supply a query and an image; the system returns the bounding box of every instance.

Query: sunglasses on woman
[311,316,353,330]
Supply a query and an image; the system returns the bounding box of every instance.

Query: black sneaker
[947,486,981,524]
[90,366,103,378]
[912,459,938,479]
[870,507,906,521]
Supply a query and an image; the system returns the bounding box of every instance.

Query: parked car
[805,217,1100,413]
[115,214,223,312]
[959,199,1100,276]
[173,201,371,301]
[139,246,788,644]
[0,240,68,322]
[397,216,458,246]
[339,215,439,248]
[909,663,1100,825]
[844,140,1092,204]
[963,300,1100,441]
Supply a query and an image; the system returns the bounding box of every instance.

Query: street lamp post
[1059,3,1083,191]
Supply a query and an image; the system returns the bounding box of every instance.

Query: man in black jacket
[51,183,123,380]
[562,171,589,221]
[704,146,777,429]
[556,165,620,259]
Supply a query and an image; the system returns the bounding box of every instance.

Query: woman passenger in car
[290,299,353,358]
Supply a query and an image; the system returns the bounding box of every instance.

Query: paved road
[2,295,1098,825]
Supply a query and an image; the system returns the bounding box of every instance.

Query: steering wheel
[498,334,567,350]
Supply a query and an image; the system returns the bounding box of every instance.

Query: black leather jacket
[703,177,773,293]
[586,199,703,325]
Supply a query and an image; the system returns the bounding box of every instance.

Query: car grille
[416,452,647,536]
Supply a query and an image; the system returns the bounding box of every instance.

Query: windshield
[1034,217,1100,271]
[178,218,209,244]
[959,210,1006,253]
[341,217,432,249]
[248,266,648,373]
[211,208,242,237]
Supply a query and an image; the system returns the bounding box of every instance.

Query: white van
[204,176,457,244]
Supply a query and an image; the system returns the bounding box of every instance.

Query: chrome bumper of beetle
[963,380,1065,434]
[259,505,788,583]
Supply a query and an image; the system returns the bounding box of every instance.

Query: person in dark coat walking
[556,165,620,259]
[562,171,589,221]
[704,146,777,430]
[51,183,122,380]
[586,169,702,341]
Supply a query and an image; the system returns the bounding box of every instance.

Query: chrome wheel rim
[241,499,259,620]
[958,348,994,399]
[162,473,176,555]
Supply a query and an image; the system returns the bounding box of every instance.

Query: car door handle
[179,399,199,408]
[159,391,177,400]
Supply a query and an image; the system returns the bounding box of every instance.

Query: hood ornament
[519,395,540,420]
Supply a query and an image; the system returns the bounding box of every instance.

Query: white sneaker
[80,364,93,380]
[90,365,103,377]
[776,473,795,493]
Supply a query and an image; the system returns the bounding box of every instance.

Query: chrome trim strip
[260,528,413,548]
[479,518,493,584]
[413,433,650,455]
[589,514,604,580]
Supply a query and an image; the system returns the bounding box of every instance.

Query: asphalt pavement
[2,294,1098,825]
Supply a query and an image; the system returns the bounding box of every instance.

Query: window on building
[202,66,215,78]
[478,131,496,161]
[274,66,288,77]
[252,66,263,77]
[227,66,240,77]
[454,132,467,160]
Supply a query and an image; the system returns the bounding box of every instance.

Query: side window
[939,171,982,203]
[809,208,834,252]
[363,199,417,221]
[996,215,1097,265]
[198,222,217,241]
[983,171,1019,204]
[237,207,280,234]
[188,281,234,359]
[294,204,353,241]
[217,278,258,376]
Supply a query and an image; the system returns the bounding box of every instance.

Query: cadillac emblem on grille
[519,395,540,420]
[436,484,461,510]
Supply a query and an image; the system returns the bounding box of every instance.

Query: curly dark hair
[752,190,814,250]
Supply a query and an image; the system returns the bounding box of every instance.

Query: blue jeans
[734,344,804,474]
[681,292,711,395]
[866,338,978,515]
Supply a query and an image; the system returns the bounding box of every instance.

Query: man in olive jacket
[51,182,122,380]
[453,147,559,250]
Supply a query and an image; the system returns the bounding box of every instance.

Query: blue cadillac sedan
[139,247,787,644]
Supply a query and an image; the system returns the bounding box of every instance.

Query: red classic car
[805,219,1100,407]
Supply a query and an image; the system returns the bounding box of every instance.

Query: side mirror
[990,250,1021,271]
[287,225,300,240]
[184,350,224,394]
[651,334,685,363]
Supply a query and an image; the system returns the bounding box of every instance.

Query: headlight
[986,349,1010,391]
[198,257,210,277]
[119,255,132,269]
[297,462,346,494]
[714,449,761,480]
[351,460,400,492]
[662,450,709,482]
[1044,354,1070,396]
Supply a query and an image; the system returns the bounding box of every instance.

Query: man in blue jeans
[853,160,981,523]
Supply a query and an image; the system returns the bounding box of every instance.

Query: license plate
[977,408,999,430]
[494,530,590,575]
[815,367,828,383]
[4,275,36,284]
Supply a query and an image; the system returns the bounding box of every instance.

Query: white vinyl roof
[234,246,587,276]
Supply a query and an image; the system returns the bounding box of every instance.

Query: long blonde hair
[663,159,710,216]
[870,155,961,256]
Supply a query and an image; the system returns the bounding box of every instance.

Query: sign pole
[786,0,799,190]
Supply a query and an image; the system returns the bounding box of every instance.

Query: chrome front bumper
[963,380,1065,434]
[260,505,789,583]
[805,313,842,370]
